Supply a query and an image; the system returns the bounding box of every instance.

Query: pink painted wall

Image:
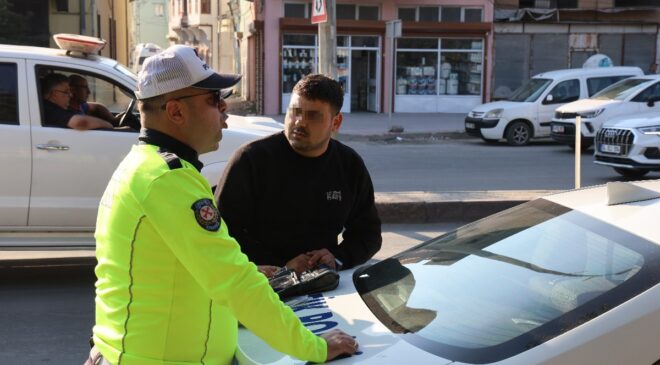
[259,0,494,115]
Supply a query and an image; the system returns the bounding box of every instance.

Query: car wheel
[613,167,650,179]
[505,121,531,146]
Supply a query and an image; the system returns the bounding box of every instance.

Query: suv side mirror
[647,95,660,107]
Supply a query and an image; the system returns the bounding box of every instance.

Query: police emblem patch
[191,199,220,231]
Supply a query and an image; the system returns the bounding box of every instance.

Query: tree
[0,0,35,45]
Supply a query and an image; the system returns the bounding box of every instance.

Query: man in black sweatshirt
[216,74,382,274]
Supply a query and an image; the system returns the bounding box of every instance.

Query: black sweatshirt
[216,132,382,269]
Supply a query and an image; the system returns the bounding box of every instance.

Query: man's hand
[321,329,359,361]
[285,253,312,274]
[257,265,280,278]
[306,249,336,270]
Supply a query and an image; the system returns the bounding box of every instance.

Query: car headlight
[638,125,660,135]
[484,109,503,118]
[579,109,604,119]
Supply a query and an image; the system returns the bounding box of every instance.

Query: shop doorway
[351,50,378,112]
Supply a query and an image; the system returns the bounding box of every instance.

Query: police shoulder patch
[191,198,220,232]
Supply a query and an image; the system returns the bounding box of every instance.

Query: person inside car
[68,74,121,126]
[41,73,114,130]
[216,74,382,275]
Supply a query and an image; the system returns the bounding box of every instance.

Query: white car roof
[543,180,660,245]
[532,66,643,79]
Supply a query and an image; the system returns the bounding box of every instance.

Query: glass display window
[282,34,317,93]
[395,52,438,95]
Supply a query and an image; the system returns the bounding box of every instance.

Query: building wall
[260,0,495,115]
[48,0,96,48]
[96,0,130,67]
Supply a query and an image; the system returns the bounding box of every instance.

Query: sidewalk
[267,112,467,136]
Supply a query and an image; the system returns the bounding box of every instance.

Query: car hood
[235,269,452,365]
[602,112,660,128]
[470,100,530,115]
[555,98,619,113]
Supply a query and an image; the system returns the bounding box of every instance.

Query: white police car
[237,180,660,364]
[0,34,280,246]
[594,112,660,179]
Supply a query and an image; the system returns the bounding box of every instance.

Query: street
[342,137,660,192]
[0,223,456,365]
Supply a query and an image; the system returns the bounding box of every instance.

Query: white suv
[0,40,280,247]
[593,112,660,178]
[551,75,660,149]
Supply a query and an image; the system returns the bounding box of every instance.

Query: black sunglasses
[160,90,222,110]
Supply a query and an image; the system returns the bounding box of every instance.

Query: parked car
[237,180,660,364]
[594,112,660,178]
[131,42,162,73]
[0,35,280,247]
[551,75,660,149]
[465,66,642,146]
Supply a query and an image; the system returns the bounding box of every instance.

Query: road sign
[312,0,327,24]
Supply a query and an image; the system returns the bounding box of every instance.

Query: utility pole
[317,0,336,78]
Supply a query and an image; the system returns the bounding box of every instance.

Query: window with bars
[397,6,483,22]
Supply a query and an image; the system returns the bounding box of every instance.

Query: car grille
[595,128,634,156]
[555,111,578,119]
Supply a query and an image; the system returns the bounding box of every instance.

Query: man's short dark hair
[42,73,69,97]
[293,74,344,115]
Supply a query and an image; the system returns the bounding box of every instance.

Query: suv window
[544,79,580,104]
[0,63,19,125]
[37,66,135,129]
[631,81,660,103]
[586,75,630,97]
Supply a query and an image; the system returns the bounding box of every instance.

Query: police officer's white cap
[135,45,241,100]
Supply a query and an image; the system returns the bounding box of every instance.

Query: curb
[375,190,560,223]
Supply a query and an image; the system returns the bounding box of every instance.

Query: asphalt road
[343,137,660,192]
[0,223,457,365]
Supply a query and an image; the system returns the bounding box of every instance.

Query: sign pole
[575,115,582,189]
[315,0,336,79]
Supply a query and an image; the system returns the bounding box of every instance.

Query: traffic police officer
[89,45,358,365]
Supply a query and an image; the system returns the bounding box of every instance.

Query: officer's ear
[163,98,186,127]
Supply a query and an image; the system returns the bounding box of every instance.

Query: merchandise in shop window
[397,56,437,95]
[282,48,316,93]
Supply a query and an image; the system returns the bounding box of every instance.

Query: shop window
[337,36,348,47]
[464,8,482,22]
[441,7,461,22]
[201,0,210,14]
[337,4,356,19]
[54,0,69,12]
[282,34,316,93]
[284,3,309,18]
[398,7,416,21]
[358,6,379,20]
[0,63,19,125]
[398,38,437,49]
[442,39,481,50]
[419,7,439,22]
[396,52,438,95]
[352,36,378,48]
[557,0,578,7]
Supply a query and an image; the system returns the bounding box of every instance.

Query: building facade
[255,0,495,115]
[492,0,660,99]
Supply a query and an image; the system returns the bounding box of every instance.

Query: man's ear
[164,100,186,127]
[331,112,343,132]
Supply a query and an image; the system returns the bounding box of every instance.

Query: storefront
[257,1,494,115]
[395,37,483,112]
[281,34,381,114]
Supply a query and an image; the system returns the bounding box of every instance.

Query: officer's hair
[138,95,165,114]
[293,74,344,115]
[68,74,86,85]
[42,73,69,97]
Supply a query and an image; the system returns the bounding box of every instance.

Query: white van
[551,75,660,149]
[465,66,643,146]
[131,43,162,73]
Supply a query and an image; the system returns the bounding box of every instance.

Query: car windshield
[592,78,652,100]
[508,78,552,102]
[354,199,659,364]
